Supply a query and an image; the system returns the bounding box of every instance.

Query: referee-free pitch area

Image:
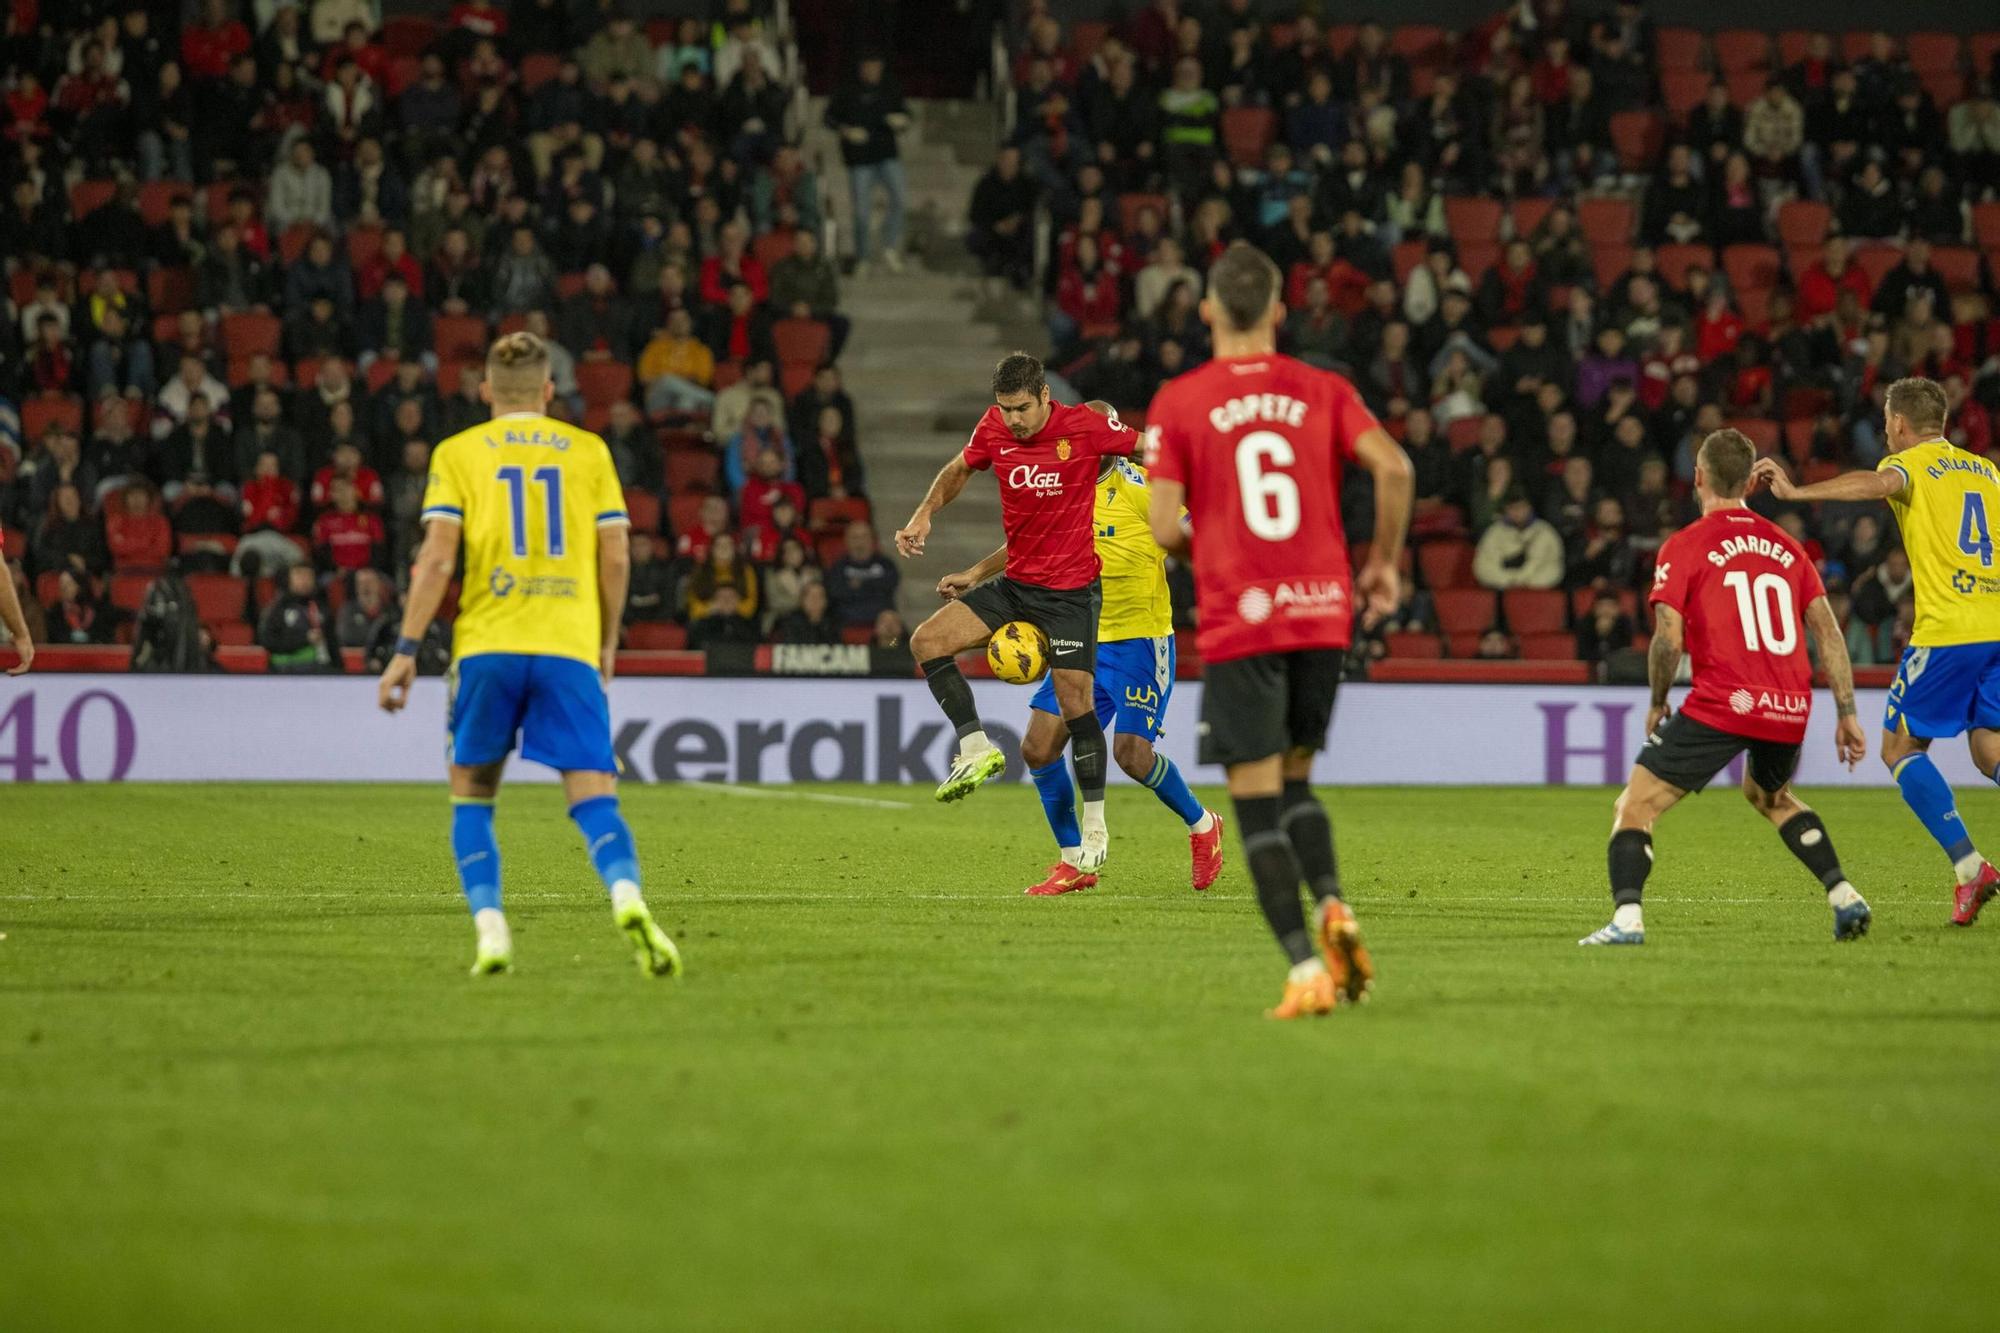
[3,782,1995,1331]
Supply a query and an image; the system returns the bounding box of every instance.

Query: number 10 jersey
[1144,353,1381,663]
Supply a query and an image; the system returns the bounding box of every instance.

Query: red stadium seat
[110,572,154,611]
[1518,632,1577,661]
[771,318,831,368]
[1444,631,1486,658]
[1433,589,1495,636]
[624,488,662,534]
[293,357,325,389]
[1919,69,1965,109]
[1117,193,1171,236]
[70,178,117,219]
[1509,197,1554,239]
[1737,286,1771,327]
[1712,29,1772,73]
[21,393,83,441]
[346,225,384,273]
[751,230,795,272]
[1591,243,1635,293]
[809,497,871,533]
[710,360,742,391]
[627,622,688,650]
[1445,417,1484,452]
[1655,26,1705,71]
[1458,241,1500,284]
[1775,200,1831,248]
[1974,202,2000,251]
[208,620,256,647]
[1776,31,1813,67]
[520,52,563,93]
[147,266,194,316]
[1722,243,1782,297]
[1783,418,1815,460]
[1324,25,1358,60]
[1390,24,1447,64]
[1660,68,1712,121]
[1221,106,1278,166]
[432,313,489,363]
[137,181,188,227]
[1725,417,1780,454]
[1655,243,1712,290]
[177,532,238,558]
[384,55,421,97]
[1781,386,1834,422]
[1840,31,1873,65]
[1392,239,1426,284]
[1609,110,1664,172]
[364,358,401,392]
[1418,539,1475,593]
[665,451,719,495]
[1384,631,1444,659]
[381,15,438,57]
[1851,244,1902,290]
[1973,33,2000,79]
[185,574,246,624]
[1577,198,1635,247]
[576,362,633,408]
[1487,325,1520,352]
[1444,196,1503,244]
[1068,20,1111,65]
[1724,69,1767,108]
[667,495,708,536]
[1502,589,1568,635]
[1933,247,1982,294]
[277,224,318,266]
[555,272,588,300]
[1572,587,1641,622]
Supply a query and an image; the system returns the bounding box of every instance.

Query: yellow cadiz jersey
[1094,456,1176,641]
[1880,439,2000,648]
[422,412,629,666]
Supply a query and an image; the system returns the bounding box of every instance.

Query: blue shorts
[1884,641,2000,739]
[448,652,617,773]
[1030,634,1175,741]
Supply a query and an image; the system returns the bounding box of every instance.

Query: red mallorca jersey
[961,399,1133,589]
[1650,507,1825,743]
[1144,354,1380,662]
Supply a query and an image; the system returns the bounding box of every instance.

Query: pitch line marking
[694,783,914,810]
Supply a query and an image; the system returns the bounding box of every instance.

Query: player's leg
[524,657,680,976]
[1020,695,1092,895]
[911,594,1007,802]
[1105,635,1221,887]
[1580,765,1684,945]
[1953,646,2000,924]
[444,654,526,975]
[1740,751,1870,940]
[1881,644,1996,921]
[1274,650,1371,1001]
[1052,666,1111,869]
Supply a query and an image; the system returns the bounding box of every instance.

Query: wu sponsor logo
[1124,685,1160,708]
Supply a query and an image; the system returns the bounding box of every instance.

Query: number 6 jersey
[1650,508,1825,743]
[1144,354,1380,662]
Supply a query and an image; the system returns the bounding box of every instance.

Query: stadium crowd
[0,0,906,671]
[970,1,2000,674]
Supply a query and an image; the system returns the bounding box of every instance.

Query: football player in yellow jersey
[1753,376,2000,926]
[376,331,682,976]
[940,431,1224,897]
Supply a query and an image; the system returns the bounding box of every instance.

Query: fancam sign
[0,677,1973,787]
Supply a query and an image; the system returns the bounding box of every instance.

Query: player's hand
[1645,703,1671,738]
[601,642,619,686]
[937,569,977,600]
[1835,713,1867,770]
[894,513,930,558]
[377,653,417,713]
[5,640,30,675]
[1749,458,1799,501]
[1355,558,1400,629]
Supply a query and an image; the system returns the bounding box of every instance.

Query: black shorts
[1635,711,1801,794]
[961,576,1100,672]
[1198,649,1345,768]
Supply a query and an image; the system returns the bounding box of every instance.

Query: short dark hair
[1208,241,1281,333]
[991,352,1046,399]
[1885,376,1948,435]
[1697,428,1756,497]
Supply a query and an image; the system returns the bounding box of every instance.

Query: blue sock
[570,794,642,893]
[1031,758,1081,848]
[1892,753,1977,864]
[1141,752,1206,826]
[450,799,502,915]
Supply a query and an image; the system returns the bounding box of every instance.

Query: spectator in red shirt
[356,228,423,301]
[106,484,172,569]
[181,0,250,83]
[241,450,301,534]
[310,440,385,512]
[311,476,384,573]
[448,2,508,40]
[675,494,733,562]
[737,447,806,536]
[1050,234,1122,352]
[1285,229,1370,317]
[742,492,812,565]
[699,219,769,307]
[320,21,391,90]
[1795,236,1872,323]
[1693,285,1745,363]
[4,71,50,144]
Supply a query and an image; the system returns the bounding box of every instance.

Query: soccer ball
[987,621,1049,684]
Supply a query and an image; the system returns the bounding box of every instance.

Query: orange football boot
[1317,898,1376,1005]
[1266,969,1337,1019]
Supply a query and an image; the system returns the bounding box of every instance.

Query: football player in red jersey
[895,354,1136,860]
[1583,428,1871,946]
[1143,243,1413,1019]
[0,524,32,674]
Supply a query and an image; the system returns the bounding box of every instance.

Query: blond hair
[486,330,551,405]
[1697,428,1756,498]
[1885,376,1948,436]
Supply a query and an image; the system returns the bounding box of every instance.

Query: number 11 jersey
[1144,354,1381,663]
[1650,508,1824,743]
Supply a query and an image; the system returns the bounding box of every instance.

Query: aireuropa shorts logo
[1050,638,1084,655]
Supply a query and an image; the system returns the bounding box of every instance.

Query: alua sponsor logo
[1731,687,1807,716]
[1239,579,1347,623]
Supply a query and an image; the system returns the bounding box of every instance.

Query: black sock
[1278,778,1341,902]
[920,656,983,740]
[1066,711,1107,801]
[1778,811,1848,890]
[1236,794,1313,964]
[1608,828,1653,908]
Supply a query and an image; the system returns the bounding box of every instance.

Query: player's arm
[0,559,32,675]
[1148,477,1189,556]
[1083,399,1138,455]
[596,522,631,685]
[1352,426,1414,627]
[1806,594,1867,769]
[379,516,459,713]
[895,452,974,558]
[1646,603,1684,737]
[940,543,1007,599]
[1750,457,1906,504]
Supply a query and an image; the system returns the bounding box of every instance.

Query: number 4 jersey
[422,412,630,667]
[1145,354,1381,663]
[1878,439,2000,648]
[1650,508,1825,743]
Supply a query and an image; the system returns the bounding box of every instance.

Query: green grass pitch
[3,781,1997,1331]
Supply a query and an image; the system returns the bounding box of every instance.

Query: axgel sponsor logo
[610,696,1029,784]
[1006,464,1064,497]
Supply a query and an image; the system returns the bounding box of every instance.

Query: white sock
[959,730,993,757]
[473,907,510,945]
[1612,903,1644,932]
[1953,852,1985,886]
[1288,957,1327,984]
[1081,799,1106,837]
[610,880,644,913]
[1059,846,1082,868]
[1827,881,1862,909]
[1190,809,1216,835]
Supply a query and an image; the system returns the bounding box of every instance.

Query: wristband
[395,636,422,658]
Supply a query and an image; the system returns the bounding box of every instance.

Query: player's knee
[1021,733,1063,770]
[1113,734,1153,781]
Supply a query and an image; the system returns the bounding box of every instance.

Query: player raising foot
[1143,243,1414,1017]
[939,435,1224,893]
[1753,378,2000,928]
[378,331,682,979]
[897,355,1135,827]
[1586,429,1870,947]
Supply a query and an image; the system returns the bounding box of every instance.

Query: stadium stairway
[824,98,1055,624]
